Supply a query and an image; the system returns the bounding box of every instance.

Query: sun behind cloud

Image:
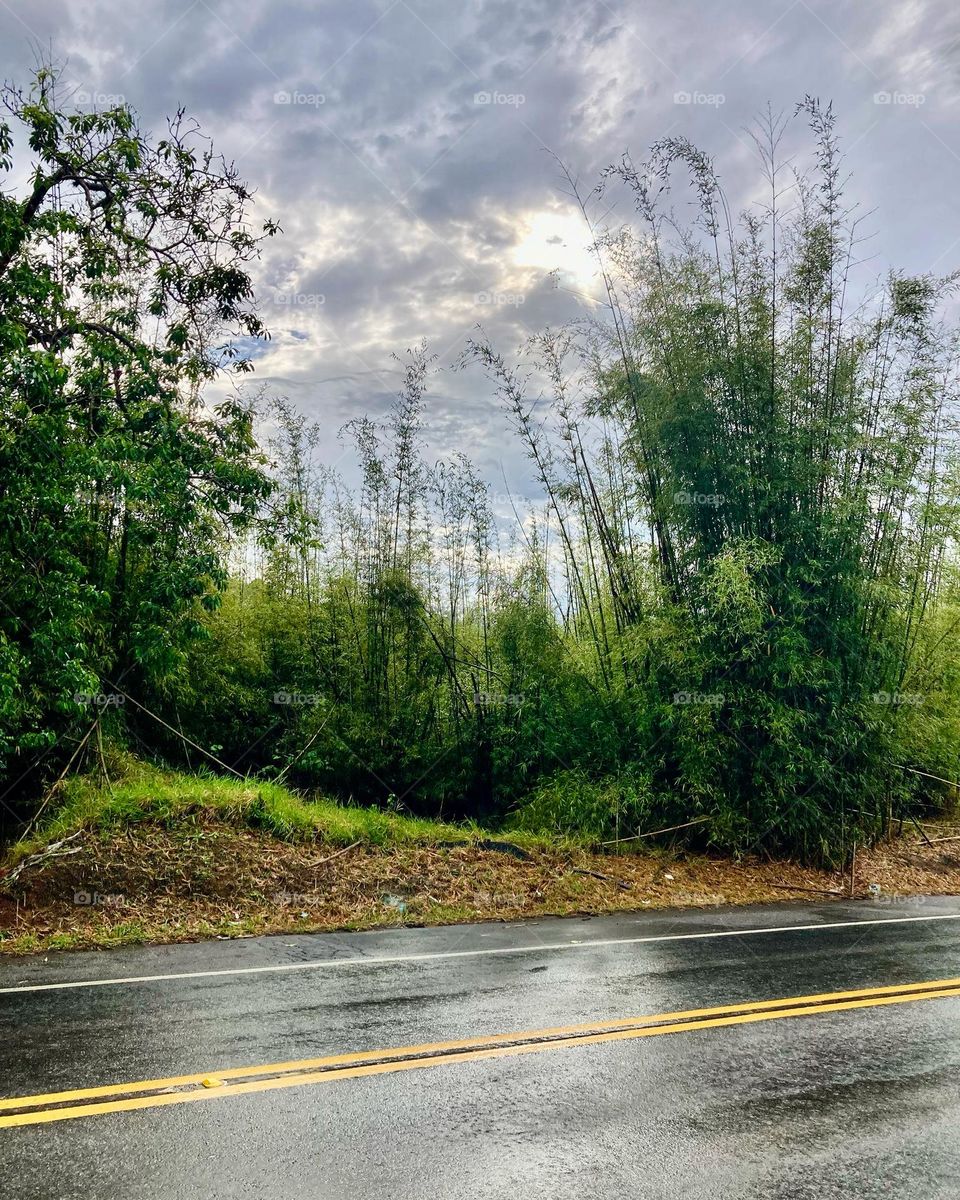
[510,206,603,300]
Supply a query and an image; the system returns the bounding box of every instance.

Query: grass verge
[3,757,960,955]
[6,754,486,861]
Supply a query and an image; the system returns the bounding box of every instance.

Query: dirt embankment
[3,814,960,954]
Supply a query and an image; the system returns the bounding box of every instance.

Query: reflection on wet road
[2,899,959,1198]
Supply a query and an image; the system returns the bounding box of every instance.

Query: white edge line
[2,912,960,995]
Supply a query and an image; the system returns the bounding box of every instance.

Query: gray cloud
[2,0,959,495]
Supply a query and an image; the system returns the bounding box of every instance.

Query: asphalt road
[2,898,960,1199]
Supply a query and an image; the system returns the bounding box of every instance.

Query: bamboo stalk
[600,816,711,845]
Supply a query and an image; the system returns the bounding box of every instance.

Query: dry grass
[4,809,960,955]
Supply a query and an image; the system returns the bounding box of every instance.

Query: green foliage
[4,86,960,867]
[159,97,960,862]
[509,769,653,839]
[0,71,275,815]
[6,753,466,866]
[463,101,960,862]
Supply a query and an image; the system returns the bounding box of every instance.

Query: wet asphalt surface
[1,898,960,1199]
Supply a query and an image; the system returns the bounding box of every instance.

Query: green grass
[3,753,569,870]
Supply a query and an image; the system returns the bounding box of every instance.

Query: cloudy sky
[1,0,958,492]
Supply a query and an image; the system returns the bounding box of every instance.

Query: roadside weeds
[3,816,960,955]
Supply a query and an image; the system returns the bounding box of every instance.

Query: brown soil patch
[3,818,960,954]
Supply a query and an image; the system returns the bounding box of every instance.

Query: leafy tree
[0,70,276,816]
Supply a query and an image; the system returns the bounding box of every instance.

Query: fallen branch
[766,882,845,897]
[917,833,960,846]
[572,867,631,889]
[1,831,84,889]
[21,721,98,840]
[895,764,960,789]
[909,815,933,846]
[106,683,246,779]
[601,815,710,846]
[314,841,360,867]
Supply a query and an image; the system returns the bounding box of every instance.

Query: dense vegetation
[0,71,276,818]
[3,77,959,863]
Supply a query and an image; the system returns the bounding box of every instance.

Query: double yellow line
[4,975,960,1129]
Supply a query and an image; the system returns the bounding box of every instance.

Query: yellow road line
[3,978,960,1129]
[3,974,958,1113]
